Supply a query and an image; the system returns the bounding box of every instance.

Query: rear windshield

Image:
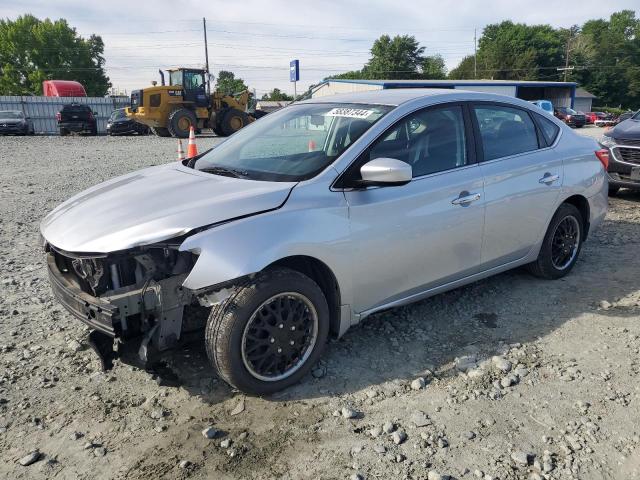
[110,109,127,120]
[0,111,24,119]
[193,103,393,182]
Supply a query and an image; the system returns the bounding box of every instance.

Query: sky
[2,0,639,97]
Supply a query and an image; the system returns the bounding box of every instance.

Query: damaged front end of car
[45,239,226,369]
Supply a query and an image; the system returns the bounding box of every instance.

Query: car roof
[299,88,542,109]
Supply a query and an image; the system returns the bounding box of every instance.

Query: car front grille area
[615,147,640,165]
[617,138,640,147]
[50,246,198,298]
[52,251,139,296]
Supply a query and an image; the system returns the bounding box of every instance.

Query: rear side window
[474,105,539,161]
[535,113,560,146]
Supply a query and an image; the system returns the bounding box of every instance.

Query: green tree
[574,10,640,108]
[471,21,564,81]
[332,34,446,80]
[421,55,447,79]
[261,88,293,101]
[0,14,110,96]
[448,55,476,79]
[364,34,425,79]
[214,70,248,96]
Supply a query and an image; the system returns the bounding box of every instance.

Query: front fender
[178,188,352,305]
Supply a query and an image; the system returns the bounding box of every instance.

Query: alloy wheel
[241,292,319,382]
[551,215,580,270]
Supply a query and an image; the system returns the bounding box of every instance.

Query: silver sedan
[41,89,608,394]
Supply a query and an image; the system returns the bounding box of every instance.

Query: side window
[534,113,560,146]
[474,105,539,161]
[367,105,468,178]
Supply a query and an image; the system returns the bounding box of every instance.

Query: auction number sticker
[325,108,373,119]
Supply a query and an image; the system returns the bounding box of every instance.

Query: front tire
[528,203,584,279]
[167,108,197,138]
[205,268,329,395]
[220,108,249,136]
[608,186,620,196]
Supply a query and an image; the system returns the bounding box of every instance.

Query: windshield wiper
[199,166,248,178]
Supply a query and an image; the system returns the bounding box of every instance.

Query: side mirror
[358,158,412,187]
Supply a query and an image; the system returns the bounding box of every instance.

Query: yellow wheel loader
[125,68,259,138]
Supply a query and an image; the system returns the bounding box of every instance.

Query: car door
[340,103,485,313]
[472,102,563,268]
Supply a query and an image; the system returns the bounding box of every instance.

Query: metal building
[574,87,597,113]
[311,79,579,108]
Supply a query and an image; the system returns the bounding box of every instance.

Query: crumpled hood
[610,119,640,140]
[41,163,296,253]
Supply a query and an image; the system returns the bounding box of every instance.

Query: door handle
[451,192,481,206]
[539,173,560,185]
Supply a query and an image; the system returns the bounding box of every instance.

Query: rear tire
[59,127,68,136]
[608,186,620,196]
[220,108,249,136]
[205,267,330,395]
[527,203,584,280]
[167,108,197,138]
[151,127,171,137]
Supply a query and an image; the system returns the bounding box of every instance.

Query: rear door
[342,103,486,313]
[471,102,562,268]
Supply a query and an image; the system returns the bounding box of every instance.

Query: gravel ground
[1,134,640,480]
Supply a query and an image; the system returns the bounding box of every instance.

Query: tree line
[1,11,638,108]
[330,10,640,109]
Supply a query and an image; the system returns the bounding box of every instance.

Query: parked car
[599,110,640,194]
[0,110,34,135]
[530,100,554,115]
[554,107,586,128]
[584,112,597,124]
[106,108,149,135]
[615,111,635,125]
[56,103,97,136]
[41,90,608,394]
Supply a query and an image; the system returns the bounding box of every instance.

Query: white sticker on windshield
[325,107,374,119]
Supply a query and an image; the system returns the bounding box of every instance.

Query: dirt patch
[1,135,639,479]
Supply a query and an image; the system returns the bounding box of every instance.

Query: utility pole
[563,33,570,82]
[474,29,477,79]
[203,17,210,95]
[557,27,578,82]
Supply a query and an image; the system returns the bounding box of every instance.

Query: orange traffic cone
[177,139,185,161]
[187,126,198,159]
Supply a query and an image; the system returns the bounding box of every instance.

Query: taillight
[55,112,61,121]
[595,149,609,170]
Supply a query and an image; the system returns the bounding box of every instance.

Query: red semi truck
[42,80,87,97]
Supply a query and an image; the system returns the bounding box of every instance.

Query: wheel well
[562,195,590,239]
[267,256,341,336]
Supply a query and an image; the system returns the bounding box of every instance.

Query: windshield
[564,108,578,115]
[169,70,182,86]
[193,103,393,181]
[0,111,24,119]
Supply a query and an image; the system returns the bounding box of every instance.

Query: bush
[593,106,627,115]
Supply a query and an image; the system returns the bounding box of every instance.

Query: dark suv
[56,103,98,136]
[599,110,640,194]
[554,107,585,128]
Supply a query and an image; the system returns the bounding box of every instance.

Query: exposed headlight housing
[598,135,616,148]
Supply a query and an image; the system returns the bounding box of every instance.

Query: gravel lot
[1,133,639,480]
